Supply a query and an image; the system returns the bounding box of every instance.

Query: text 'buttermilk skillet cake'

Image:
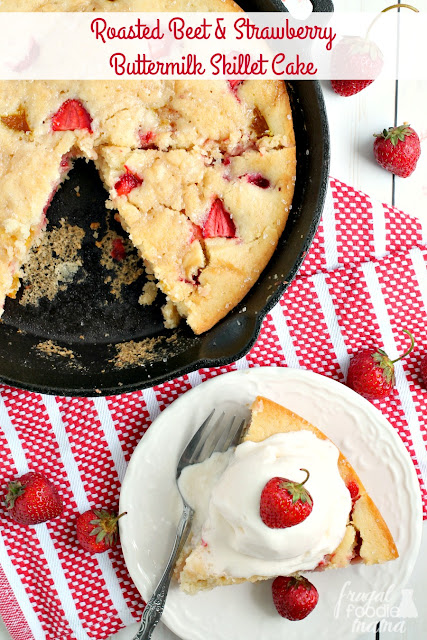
[175,396,398,593]
[0,0,296,335]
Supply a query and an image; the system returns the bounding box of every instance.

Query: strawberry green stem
[298,469,310,488]
[5,481,25,510]
[391,329,415,364]
[366,4,419,39]
[116,512,127,522]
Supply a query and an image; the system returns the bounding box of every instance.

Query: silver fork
[132,410,245,640]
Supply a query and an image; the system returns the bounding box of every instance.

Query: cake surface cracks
[0,1,296,334]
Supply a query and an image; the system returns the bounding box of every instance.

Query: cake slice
[96,146,295,334]
[175,396,398,594]
[0,128,78,310]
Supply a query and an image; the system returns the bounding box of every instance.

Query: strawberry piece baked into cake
[0,2,296,335]
[175,396,398,594]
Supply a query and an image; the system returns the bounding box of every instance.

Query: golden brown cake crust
[246,396,365,489]
[0,1,295,332]
[96,146,295,334]
[246,397,398,566]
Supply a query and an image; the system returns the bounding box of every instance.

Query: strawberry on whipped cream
[178,431,352,579]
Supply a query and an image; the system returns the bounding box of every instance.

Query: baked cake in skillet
[0,1,296,334]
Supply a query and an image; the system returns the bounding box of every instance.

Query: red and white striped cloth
[0,177,426,640]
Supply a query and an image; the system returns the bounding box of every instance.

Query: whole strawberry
[331,36,383,97]
[373,124,421,177]
[76,509,125,554]
[347,329,415,400]
[420,355,427,388]
[5,472,63,526]
[272,575,319,620]
[260,469,313,529]
[331,5,418,97]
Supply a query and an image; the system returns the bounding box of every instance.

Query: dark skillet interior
[0,1,331,396]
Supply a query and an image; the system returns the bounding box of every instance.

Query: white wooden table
[1,1,426,639]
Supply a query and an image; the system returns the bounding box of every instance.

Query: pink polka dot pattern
[245,313,286,368]
[331,177,375,267]
[298,218,327,278]
[280,277,344,382]
[383,202,423,253]
[154,375,192,411]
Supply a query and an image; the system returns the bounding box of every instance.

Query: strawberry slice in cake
[51,99,93,133]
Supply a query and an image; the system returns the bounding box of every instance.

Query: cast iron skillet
[0,0,332,396]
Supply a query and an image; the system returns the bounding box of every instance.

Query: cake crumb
[35,340,75,359]
[162,300,181,329]
[55,261,80,283]
[112,333,177,368]
[20,219,84,306]
[111,332,198,369]
[138,280,158,306]
[98,230,144,298]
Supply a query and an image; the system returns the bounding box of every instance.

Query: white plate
[119,368,422,640]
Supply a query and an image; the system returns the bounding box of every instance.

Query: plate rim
[119,367,423,640]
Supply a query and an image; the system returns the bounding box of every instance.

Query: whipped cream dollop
[178,430,351,578]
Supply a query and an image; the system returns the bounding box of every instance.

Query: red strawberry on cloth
[346,329,415,400]
[272,575,319,620]
[51,99,92,132]
[114,169,143,197]
[5,472,63,526]
[260,469,313,529]
[373,124,421,178]
[76,509,126,554]
[202,198,236,239]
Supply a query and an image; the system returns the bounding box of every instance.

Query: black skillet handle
[248,0,334,14]
[310,0,334,12]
